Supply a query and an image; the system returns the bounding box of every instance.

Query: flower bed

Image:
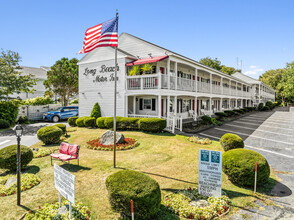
[0,173,40,197]
[24,200,91,220]
[163,188,230,219]
[85,137,139,151]
[32,148,54,158]
[187,136,212,145]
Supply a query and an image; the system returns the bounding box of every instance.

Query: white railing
[223,87,230,95]
[212,84,221,94]
[231,89,237,96]
[127,78,141,90]
[237,90,242,97]
[126,75,159,90]
[162,116,183,133]
[143,76,158,89]
[197,81,210,93]
[170,76,176,90]
[161,75,168,89]
[127,114,158,118]
[178,78,195,92]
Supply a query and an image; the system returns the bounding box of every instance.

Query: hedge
[138,118,166,132]
[0,101,19,125]
[84,117,96,128]
[117,117,140,130]
[90,102,101,119]
[76,116,89,127]
[68,116,78,127]
[214,112,227,119]
[0,119,10,129]
[105,170,161,219]
[96,117,107,128]
[0,145,33,171]
[54,124,66,134]
[262,106,271,111]
[220,133,244,151]
[224,110,235,116]
[258,103,264,111]
[265,101,275,110]
[223,149,270,186]
[37,126,63,145]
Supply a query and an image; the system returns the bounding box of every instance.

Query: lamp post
[15,123,23,206]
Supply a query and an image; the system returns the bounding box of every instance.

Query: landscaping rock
[5,177,17,188]
[99,130,125,145]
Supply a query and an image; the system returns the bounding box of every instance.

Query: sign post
[254,162,257,193]
[198,149,222,197]
[54,164,75,219]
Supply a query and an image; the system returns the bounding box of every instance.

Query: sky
[1,0,293,79]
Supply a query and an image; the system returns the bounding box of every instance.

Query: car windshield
[56,107,63,112]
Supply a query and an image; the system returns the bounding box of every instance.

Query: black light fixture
[14,123,23,206]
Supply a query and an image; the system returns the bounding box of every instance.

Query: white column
[259,84,261,104]
[125,95,128,117]
[194,96,197,117]
[210,73,212,94]
[175,62,178,91]
[220,77,223,95]
[236,82,238,96]
[174,96,177,116]
[195,68,198,92]
[167,58,170,90]
[158,95,162,118]
[220,98,223,111]
[133,96,136,115]
[229,80,232,96]
[209,97,212,116]
[242,84,244,97]
[228,98,231,109]
[235,99,237,109]
[167,95,170,118]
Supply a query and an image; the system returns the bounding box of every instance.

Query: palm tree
[129,66,139,76]
[141,64,153,75]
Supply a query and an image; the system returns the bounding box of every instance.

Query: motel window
[143,99,152,109]
[139,98,156,111]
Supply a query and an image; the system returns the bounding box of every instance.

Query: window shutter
[152,99,156,111]
[139,99,143,110]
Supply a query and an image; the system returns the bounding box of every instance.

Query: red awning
[126,55,169,66]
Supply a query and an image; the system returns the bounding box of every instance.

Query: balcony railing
[212,84,221,94]
[197,81,210,93]
[178,78,195,92]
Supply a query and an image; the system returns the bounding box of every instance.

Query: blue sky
[1,0,293,79]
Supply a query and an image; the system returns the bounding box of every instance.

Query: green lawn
[0,127,277,219]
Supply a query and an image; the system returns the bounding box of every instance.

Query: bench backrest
[59,142,80,158]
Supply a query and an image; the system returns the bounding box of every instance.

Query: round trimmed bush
[223,149,270,186]
[0,145,33,171]
[84,117,96,128]
[105,170,161,219]
[37,126,63,145]
[258,103,264,111]
[262,106,270,111]
[220,133,244,151]
[138,118,166,132]
[76,116,89,127]
[54,124,66,134]
[0,119,10,129]
[68,116,78,127]
[215,112,227,120]
[96,117,107,128]
[224,110,235,116]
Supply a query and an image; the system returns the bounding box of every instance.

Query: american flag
[79,17,118,54]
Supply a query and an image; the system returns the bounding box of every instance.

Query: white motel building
[78,33,275,129]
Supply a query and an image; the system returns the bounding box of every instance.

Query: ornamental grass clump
[223,149,270,187]
[105,170,161,219]
[0,145,33,171]
[187,136,212,145]
[220,133,244,151]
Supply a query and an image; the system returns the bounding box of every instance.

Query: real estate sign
[54,164,75,204]
[198,149,222,197]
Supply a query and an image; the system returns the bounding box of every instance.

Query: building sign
[83,65,120,83]
[54,164,75,204]
[198,149,222,197]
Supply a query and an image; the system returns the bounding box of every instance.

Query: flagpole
[113,10,118,168]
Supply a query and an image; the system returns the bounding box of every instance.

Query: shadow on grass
[145,132,176,137]
[116,167,196,184]
[23,165,40,174]
[60,163,91,172]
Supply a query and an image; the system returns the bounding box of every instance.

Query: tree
[90,102,101,118]
[220,66,237,75]
[44,58,78,106]
[0,49,37,99]
[199,57,222,71]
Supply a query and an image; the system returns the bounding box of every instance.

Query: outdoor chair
[50,142,80,165]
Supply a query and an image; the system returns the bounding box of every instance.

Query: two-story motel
[78,33,275,126]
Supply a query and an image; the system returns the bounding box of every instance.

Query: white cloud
[244,66,264,77]
[249,65,257,69]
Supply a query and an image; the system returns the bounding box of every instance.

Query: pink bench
[50,142,80,165]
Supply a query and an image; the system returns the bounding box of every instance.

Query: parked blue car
[43,106,78,122]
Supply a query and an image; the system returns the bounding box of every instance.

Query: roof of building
[232,72,260,84]
[17,66,49,80]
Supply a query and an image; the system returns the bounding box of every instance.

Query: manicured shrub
[220,133,244,151]
[258,103,264,111]
[138,118,166,132]
[214,112,227,120]
[90,102,101,119]
[104,117,114,129]
[18,116,29,124]
[240,108,248,112]
[68,116,78,127]
[201,115,212,124]
[223,149,270,186]
[105,170,161,219]
[37,126,63,145]
[262,106,271,111]
[0,101,19,125]
[84,117,96,128]
[96,117,107,128]
[224,110,235,116]
[117,117,140,130]
[265,101,275,110]
[0,119,10,129]
[23,96,53,105]
[76,116,89,127]
[0,145,33,171]
[233,109,244,114]
[54,124,66,134]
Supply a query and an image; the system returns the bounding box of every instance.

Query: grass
[0,127,277,219]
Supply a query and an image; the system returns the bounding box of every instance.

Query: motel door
[160,67,165,74]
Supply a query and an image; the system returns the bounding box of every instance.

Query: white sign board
[198,149,222,197]
[54,164,75,204]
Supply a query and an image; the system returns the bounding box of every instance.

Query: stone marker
[5,177,17,188]
[98,130,125,145]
